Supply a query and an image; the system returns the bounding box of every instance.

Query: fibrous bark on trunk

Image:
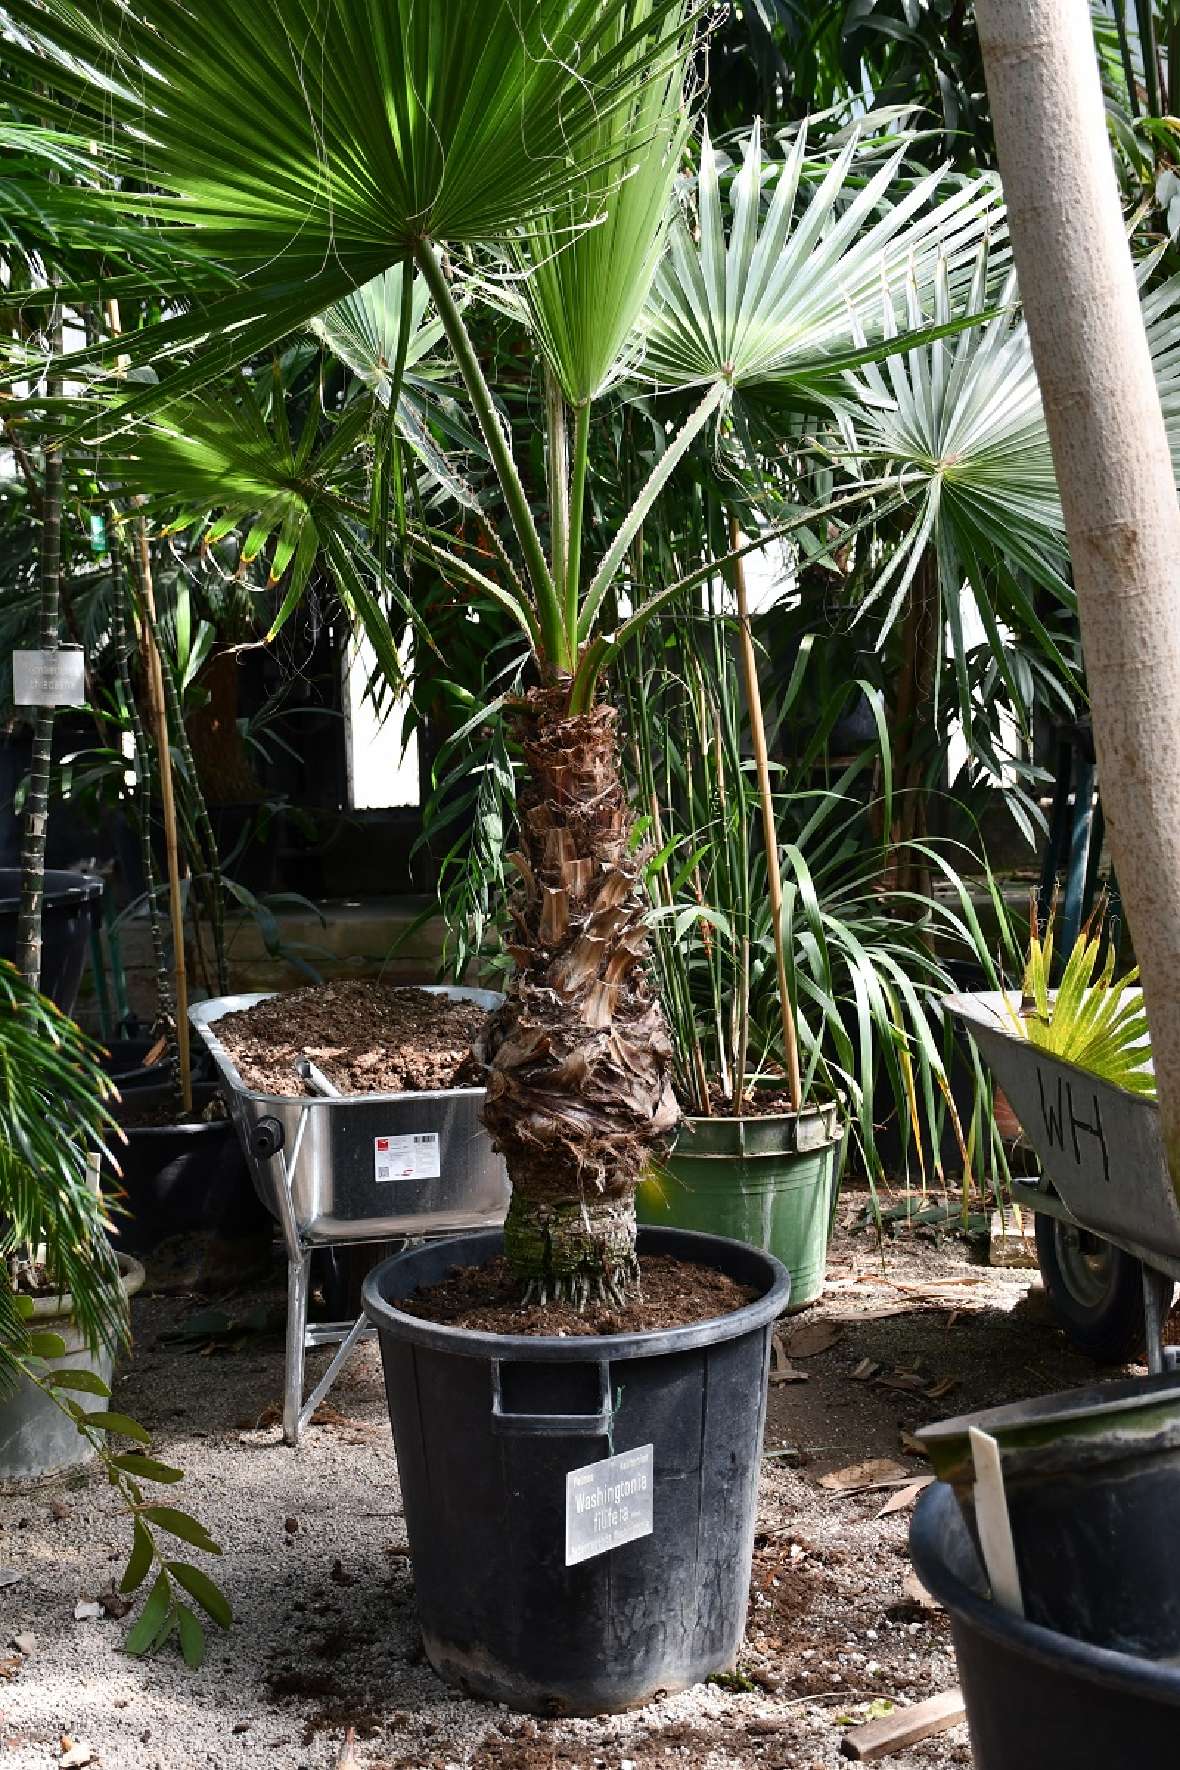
[482,687,679,1303]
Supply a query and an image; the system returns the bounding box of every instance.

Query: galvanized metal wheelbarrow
[948,991,1180,1373]
[190,988,509,1443]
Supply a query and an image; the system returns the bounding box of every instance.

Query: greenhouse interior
[2,2,1180,1766]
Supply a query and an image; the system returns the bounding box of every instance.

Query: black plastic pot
[917,1373,1180,1657]
[107,1081,271,1259]
[362,1225,789,1715]
[0,867,101,1013]
[910,1480,1180,1767]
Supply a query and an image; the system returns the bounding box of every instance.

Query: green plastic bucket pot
[637,1101,844,1311]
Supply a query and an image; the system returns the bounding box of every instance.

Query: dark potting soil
[214,980,489,1097]
[696,1079,824,1118]
[400,1253,758,1336]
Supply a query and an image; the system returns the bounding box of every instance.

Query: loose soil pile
[400,1252,757,1335]
[214,981,490,1097]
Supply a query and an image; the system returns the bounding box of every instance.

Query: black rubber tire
[1034,1211,1159,1363]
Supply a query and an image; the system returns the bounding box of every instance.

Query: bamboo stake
[134,521,192,1114]
[730,514,802,1114]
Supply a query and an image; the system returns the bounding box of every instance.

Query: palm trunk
[16,349,63,991]
[483,686,679,1303]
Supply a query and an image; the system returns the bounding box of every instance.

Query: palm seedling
[2,2,1004,1303]
[1013,898,1155,1097]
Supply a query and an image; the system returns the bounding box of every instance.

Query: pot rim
[676,1097,843,1129]
[362,1225,790,1363]
[911,1480,1180,1703]
[919,1371,1180,1469]
[23,1251,146,1324]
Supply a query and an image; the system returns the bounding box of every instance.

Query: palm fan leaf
[0,0,701,386]
[635,120,1005,395]
[509,0,696,405]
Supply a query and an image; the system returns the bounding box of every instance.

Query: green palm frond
[635,121,1004,395]
[1015,906,1155,1098]
[1,0,701,386]
[0,962,126,1383]
[510,0,696,406]
[90,370,415,689]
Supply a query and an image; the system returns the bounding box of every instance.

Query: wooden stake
[840,1688,966,1761]
[730,514,802,1113]
[135,519,191,1115]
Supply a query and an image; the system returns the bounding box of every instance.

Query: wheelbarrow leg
[1142,1265,1176,1374]
[284,1251,312,1445]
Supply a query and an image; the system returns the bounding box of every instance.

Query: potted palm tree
[6,0,1002,1712]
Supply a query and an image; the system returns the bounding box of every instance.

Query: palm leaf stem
[413,242,565,670]
[566,399,592,632]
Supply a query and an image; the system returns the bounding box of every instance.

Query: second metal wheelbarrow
[948,990,1179,1372]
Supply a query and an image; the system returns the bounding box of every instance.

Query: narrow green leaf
[124,1572,171,1657]
[87,1411,151,1444]
[120,1519,154,1595]
[141,1507,222,1555]
[46,1367,111,1396]
[113,1454,186,1486]
[177,1604,206,1669]
[167,1561,233,1629]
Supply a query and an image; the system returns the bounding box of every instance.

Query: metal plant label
[12,646,85,708]
[373,1132,441,1182]
[565,1444,654,1566]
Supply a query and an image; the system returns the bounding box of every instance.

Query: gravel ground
[0,1192,1132,1770]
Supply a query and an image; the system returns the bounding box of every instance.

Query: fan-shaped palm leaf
[636,120,1004,395]
[510,0,696,408]
[1,0,700,385]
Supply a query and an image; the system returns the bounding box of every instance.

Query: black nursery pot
[917,1374,1180,1658]
[910,1480,1180,1769]
[362,1225,789,1716]
[0,867,101,1013]
[108,1080,271,1259]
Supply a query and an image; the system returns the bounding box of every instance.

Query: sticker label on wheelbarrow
[374,1133,440,1182]
[566,1444,654,1566]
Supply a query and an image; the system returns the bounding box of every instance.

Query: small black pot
[911,1480,1180,1768]
[363,1226,788,1715]
[0,867,101,1013]
[918,1374,1180,1657]
[107,1081,271,1261]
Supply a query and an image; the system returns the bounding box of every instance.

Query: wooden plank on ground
[839,1688,966,1761]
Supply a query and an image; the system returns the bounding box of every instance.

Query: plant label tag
[12,646,85,708]
[374,1132,440,1182]
[565,1444,654,1566]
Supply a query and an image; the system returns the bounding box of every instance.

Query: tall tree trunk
[16,343,62,991]
[976,0,1180,1184]
[483,687,679,1303]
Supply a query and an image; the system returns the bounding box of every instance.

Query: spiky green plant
[1014,902,1155,1097]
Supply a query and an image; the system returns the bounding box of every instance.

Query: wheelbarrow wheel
[1034,1212,1164,1363]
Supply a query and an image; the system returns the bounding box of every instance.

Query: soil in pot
[399,1251,756,1335]
[363,1226,789,1715]
[212,979,489,1096]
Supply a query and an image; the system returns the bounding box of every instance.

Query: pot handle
[490,1359,613,1437]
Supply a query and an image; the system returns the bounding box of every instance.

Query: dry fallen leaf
[851,1359,880,1382]
[903,1569,942,1612]
[877,1478,934,1518]
[0,1656,22,1680]
[787,1320,843,1358]
[99,1586,132,1621]
[72,1601,101,1623]
[899,1430,926,1456]
[59,1736,95,1768]
[337,1727,360,1769]
[877,1372,929,1395]
[769,1362,809,1385]
[10,1634,34,1656]
[819,1458,911,1493]
[926,1375,958,1401]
